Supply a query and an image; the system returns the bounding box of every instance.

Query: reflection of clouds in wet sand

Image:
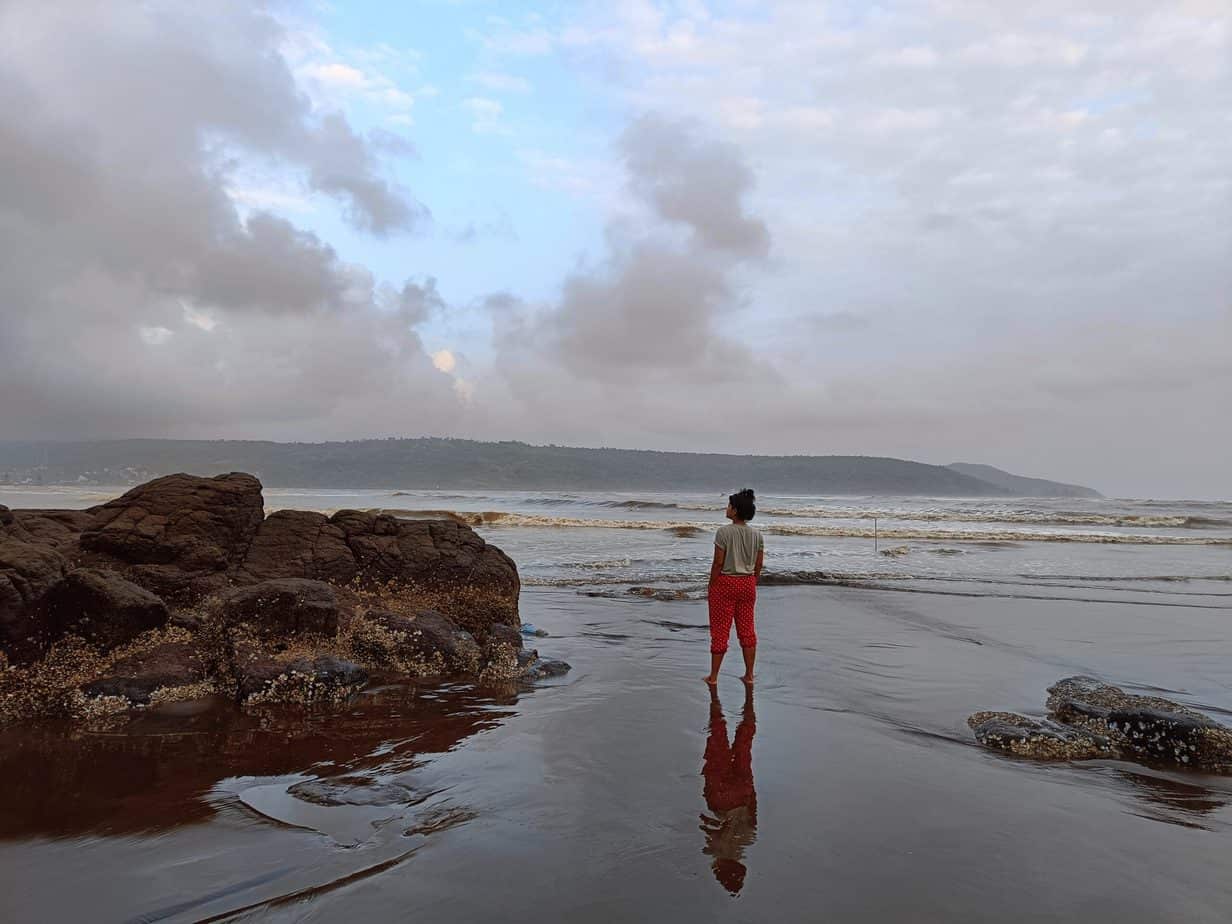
[700,685,758,895]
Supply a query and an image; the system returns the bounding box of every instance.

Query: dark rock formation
[220,578,341,637]
[81,472,263,570]
[967,711,1113,760]
[1045,675,1209,722]
[5,509,95,550]
[238,655,368,704]
[482,645,571,685]
[122,563,232,604]
[366,608,482,675]
[0,472,567,725]
[240,508,519,598]
[81,641,204,705]
[235,508,520,640]
[41,568,169,653]
[289,777,421,807]
[969,676,1232,772]
[238,510,358,584]
[0,538,69,659]
[479,622,524,682]
[521,657,572,681]
[487,623,524,651]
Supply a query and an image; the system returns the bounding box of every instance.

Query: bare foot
[703,675,718,686]
[740,674,755,685]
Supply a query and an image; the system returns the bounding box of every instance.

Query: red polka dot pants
[709,574,758,654]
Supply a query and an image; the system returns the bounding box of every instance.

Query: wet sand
[4,584,1232,922]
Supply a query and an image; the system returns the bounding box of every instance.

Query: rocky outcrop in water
[969,676,1232,772]
[0,473,568,724]
[239,509,520,602]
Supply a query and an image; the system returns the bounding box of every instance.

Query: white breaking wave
[757,507,1227,528]
[378,509,1232,546]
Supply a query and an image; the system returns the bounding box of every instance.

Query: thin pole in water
[874,517,878,554]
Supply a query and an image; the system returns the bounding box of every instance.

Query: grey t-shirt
[715,523,764,575]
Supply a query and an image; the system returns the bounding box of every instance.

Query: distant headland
[0,439,1100,498]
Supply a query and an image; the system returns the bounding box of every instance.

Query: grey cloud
[0,1,456,440]
[553,244,744,382]
[192,214,348,313]
[531,1,1231,496]
[494,117,776,391]
[0,2,422,236]
[803,311,873,333]
[393,279,446,326]
[621,115,770,258]
[308,114,427,235]
[480,292,523,313]
[2,1,1228,499]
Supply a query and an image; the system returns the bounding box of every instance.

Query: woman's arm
[710,545,726,585]
[754,547,764,582]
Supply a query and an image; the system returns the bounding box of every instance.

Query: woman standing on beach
[705,489,763,686]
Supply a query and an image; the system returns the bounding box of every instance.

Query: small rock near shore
[969,676,1232,772]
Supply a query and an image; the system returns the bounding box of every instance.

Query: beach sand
[3,584,1232,922]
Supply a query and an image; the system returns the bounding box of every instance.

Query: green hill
[948,463,1100,498]
[0,438,1094,497]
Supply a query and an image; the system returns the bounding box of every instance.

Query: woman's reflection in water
[700,683,757,895]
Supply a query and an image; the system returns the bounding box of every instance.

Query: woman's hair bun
[729,488,757,520]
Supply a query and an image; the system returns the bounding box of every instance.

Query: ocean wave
[761,523,1231,545]
[1125,499,1231,509]
[379,509,1232,545]
[523,575,697,587]
[374,508,511,524]
[1017,573,1232,583]
[523,569,1232,590]
[565,558,635,570]
[390,492,478,500]
[759,507,1229,528]
[525,572,1232,610]
[599,499,680,510]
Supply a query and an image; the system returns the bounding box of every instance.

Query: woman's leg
[707,650,726,685]
[734,578,758,682]
[707,577,736,683]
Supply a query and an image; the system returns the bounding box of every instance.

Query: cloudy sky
[0,1,1228,497]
